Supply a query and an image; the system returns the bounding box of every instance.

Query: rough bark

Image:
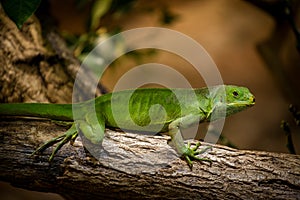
[0,7,76,103]
[0,118,299,200]
[0,7,102,104]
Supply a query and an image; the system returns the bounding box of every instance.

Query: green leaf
[90,0,112,31]
[1,0,41,29]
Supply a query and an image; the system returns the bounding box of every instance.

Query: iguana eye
[232,91,239,97]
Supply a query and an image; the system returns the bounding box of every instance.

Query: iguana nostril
[250,96,255,104]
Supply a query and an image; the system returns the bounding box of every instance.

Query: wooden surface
[0,118,299,199]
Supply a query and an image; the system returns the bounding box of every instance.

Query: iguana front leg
[168,114,212,168]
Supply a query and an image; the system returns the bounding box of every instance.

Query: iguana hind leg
[32,112,105,161]
[31,123,78,161]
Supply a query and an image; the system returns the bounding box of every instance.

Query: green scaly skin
[0,85,255,168]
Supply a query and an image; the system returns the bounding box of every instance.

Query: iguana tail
[0,103,73,121]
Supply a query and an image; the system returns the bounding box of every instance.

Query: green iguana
[0,85,255,167]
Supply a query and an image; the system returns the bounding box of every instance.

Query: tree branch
[0,118,299,199]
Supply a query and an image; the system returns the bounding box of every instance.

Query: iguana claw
[31,124,78,161]
[183,142,212,169]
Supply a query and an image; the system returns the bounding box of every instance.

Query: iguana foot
[31,124,78,161]
[183,142,212,169]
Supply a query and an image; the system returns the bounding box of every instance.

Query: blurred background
[1,0,299,199]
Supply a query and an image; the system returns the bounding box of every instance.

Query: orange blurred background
[1,0,299,199]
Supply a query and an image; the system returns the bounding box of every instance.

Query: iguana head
[209,85,255,120]
[224,85,255,116]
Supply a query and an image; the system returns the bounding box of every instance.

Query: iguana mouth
[229,95,255,107]
[228,97,255,107]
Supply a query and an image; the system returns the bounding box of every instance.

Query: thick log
[0,118,299,199]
